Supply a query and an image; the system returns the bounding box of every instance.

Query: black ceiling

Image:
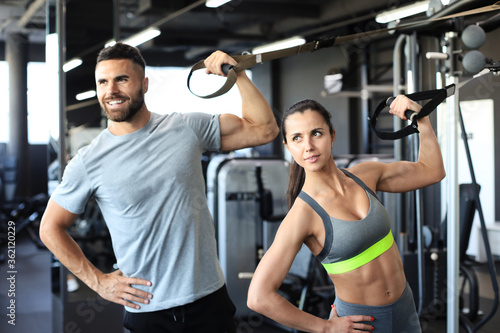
[64,0,394,66]
[1,0,499,117]
[2,0,414,104]
[63,0,409,109]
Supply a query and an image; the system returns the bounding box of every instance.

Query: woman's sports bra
[298,169,394,274]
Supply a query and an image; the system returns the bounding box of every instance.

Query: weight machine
[384,4,500,331]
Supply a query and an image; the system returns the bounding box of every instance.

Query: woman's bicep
[375,160,437,193]
[350,160,421,193]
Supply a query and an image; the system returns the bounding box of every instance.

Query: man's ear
[143,77,149,94]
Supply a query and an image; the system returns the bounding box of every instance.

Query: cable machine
[388,19,500,333]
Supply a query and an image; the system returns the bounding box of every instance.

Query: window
[0,62,8,143]
[145,66,247,117]
[0,62,249,145]
[28,61,59,144]
[0,61,59,144]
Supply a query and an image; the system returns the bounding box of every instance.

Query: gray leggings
[333,282,422,333]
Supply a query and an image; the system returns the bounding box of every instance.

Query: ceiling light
[252,36,306,55]
[205,0,232,8]
[63,58,83,72]
[375,1,430,23]
[106,27,161,48]
[76,90,96,101]
[123,27,161,47]
[105,39,116,48]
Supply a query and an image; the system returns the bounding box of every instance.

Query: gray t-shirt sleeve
[51,152,93,214]
[178,112,221,152]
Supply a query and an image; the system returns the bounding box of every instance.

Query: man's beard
[101,88,145,123]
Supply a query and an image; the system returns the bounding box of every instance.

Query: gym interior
[0,0,500,332]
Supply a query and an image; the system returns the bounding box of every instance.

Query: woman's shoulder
[344,163,386,190]
[281,195,323,233]
[280,193,327,255]
[291,192,320,214]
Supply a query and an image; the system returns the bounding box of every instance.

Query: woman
[247,97,445,333]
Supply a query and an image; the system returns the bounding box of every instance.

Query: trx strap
[187,39,335,99]
[187,1,500,99]
[369,84,456,140]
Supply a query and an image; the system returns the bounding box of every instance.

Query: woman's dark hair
[281,99,334,208]
[96,42,146,70]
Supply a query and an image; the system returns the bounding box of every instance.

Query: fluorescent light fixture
[105,39,116,48]
[123,27,161,47]
[63,58,83,72]
[375,1,430,23]
[106,27,161,48]
[76,90,97,101]
[252,36,306,54]
[206,0,232,8]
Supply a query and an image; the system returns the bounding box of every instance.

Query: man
[40,42,279,333]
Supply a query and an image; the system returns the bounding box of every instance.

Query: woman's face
[283,109,335,172]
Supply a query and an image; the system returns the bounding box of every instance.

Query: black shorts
[124,285,236,333]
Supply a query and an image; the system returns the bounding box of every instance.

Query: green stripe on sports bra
[322,231,394,275]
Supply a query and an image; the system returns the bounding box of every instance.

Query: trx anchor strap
[369,84,456,140]
[187,2,500,99]
[187,38,337,99]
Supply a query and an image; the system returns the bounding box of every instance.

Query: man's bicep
[219,113,249,150]
[219,113,243,136]
[42,198,80,230]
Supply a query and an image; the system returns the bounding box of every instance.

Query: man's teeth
[109,100,124,105]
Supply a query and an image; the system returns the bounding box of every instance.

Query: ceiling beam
[217,1,321,20]
[18,0,46,28]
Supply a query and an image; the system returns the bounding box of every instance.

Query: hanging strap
[369,84,456,140]
[186,39,335,98]
[187,2,500,99]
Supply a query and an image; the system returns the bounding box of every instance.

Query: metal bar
[444,31,460,333]
[150,0,205,29]
[18,0,46,28]
[393,34,406,252]
[57,0,67,180]
[113,0,120,41]
[361,50,369,154]
[408,31,427,317]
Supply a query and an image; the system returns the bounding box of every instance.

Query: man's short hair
[96,42,146,70]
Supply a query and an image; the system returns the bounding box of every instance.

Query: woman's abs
[330,243,407,306]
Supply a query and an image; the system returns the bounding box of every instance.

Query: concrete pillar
[6,32,29,199]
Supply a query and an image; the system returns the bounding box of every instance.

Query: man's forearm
[40,224,103,291]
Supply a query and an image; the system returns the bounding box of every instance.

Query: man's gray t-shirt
[51,112,225,312]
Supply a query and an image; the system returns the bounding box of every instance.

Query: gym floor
[1,233,499,333]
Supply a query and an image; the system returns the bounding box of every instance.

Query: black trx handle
[369,84,456,140]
